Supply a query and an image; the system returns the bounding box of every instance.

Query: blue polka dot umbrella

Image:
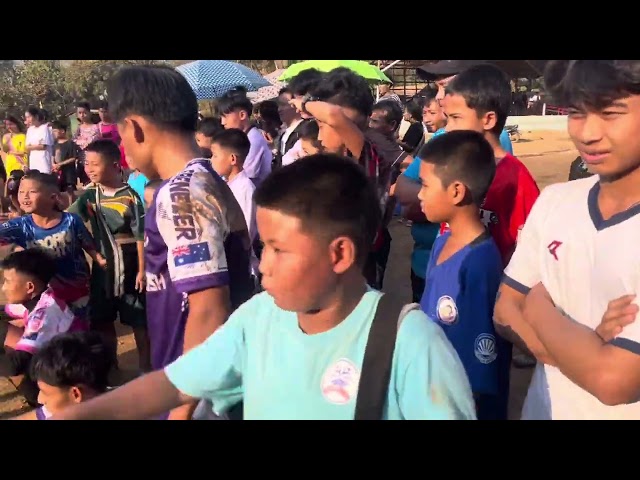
[176,60,271,101]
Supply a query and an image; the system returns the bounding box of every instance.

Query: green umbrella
[279,60,392,84]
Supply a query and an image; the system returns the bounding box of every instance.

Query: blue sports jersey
[0,213,95,318]
[420,231,510,420]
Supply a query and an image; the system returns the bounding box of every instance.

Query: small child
[195,117,223,157]
[417,130,510,420]
[68,139,149,373]
[51,120,79,200]
[210,129,260,281]
[0,171,105,323]
[0,249,87,407]
[13,331,112,420]
[298,120,323,157]
[210,129,257,244]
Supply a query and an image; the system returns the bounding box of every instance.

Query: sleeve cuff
[502,274,531,295]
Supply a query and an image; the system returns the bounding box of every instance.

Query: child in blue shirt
[417,130,510,420]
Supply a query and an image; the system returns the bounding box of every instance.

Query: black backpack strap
[354,293,402,420]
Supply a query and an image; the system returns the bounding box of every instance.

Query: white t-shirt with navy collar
[504,175,640,419]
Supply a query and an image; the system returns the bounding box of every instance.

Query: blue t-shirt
[165,289,477,420]
[0,213,95,319]
[127,171,149,207]
[420,231,510,420]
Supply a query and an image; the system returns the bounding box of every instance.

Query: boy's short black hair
[422,87,439,106]
[217,87,253,116]
[287,69,324,97]
[84,139,121,165]
[299,119,320,141]
[6,169,25,195]
[22,170,59,192]
[419,130,496,206]
[211,128,251,162]
[446,64,512,135]
[544,60,640,111]
[254,153,381,266]
[30,331,112,393]
[76,101,91,111]
[405,99,424,122]
[312,67,375,118]
[372,101,403,129]
[50,120,67,131]
[298,120,322,151]
[1,248,57,286]
[197,117,223,138]
[107,65,199,134]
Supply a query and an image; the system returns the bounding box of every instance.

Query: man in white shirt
[494,60,640,420]
[24,107,53,173]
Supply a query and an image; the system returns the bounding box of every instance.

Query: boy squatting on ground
[12,331,112,420]
[68,139,150,373]
[494,60,640,420]
[0,171,106,323]
[0,249,87,407]
[51,154,477,420]
[417,130,510,420]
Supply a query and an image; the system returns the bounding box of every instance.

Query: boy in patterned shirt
[0,171,106,322]
[68,139,149,372]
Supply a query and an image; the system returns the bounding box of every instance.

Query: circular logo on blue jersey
[436,295,458,325]
[474,334,497,364]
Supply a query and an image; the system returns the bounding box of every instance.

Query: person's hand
[52,164,59,172]
[596,294,639,342]
[289,97,304,114]
[135,271,146,293]
[95,253,108,269]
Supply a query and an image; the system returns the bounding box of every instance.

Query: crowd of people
[0,59,638,420]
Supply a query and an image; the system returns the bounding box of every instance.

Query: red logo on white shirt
[547,240,563,261]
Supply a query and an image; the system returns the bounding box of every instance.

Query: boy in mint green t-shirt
[52,154,476,421]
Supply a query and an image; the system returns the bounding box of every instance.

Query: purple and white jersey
[145,159,254,371]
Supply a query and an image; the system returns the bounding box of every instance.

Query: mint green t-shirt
[165,290,476,420]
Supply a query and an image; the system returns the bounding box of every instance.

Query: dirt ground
[0,130,578,420]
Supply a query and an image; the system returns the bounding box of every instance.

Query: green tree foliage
[0,60,166,119]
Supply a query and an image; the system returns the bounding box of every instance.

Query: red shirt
[441,154,540,265]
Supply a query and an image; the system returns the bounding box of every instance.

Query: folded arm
[525,284,640,406]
